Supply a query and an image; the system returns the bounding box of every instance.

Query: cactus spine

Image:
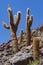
[3,5,21,53]
[32,37,40,59]
[26,8,33,46]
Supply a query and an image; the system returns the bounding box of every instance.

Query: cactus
[19,30,23,44]
[26,8,33,46]
[3,5,21,53]
[32,37,41,59]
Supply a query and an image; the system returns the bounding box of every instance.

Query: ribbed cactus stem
[26,8,33,46]
[32,37,41,59]
[15,11,21,29]
[19,30,23,44]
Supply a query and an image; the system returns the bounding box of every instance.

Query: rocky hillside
[0,25,43,65]
[0,6,43,65]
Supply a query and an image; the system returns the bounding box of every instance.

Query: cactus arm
[26,15,30,29]
[15,11,21,27]
[27,8,30,15]
[29,16,33,26]
[27,16,33,28]
[3,22,10,29]
[8,6,15,26]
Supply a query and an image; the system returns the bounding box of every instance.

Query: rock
[21,45,32,53]
[39,59,43,65]
[2,56,8,62]
[0,46,4,51]
[9,51,33,65]
[40,48,43,56]
[0,53,4,57]
[37,25,43,31]
[4,61,11,65]
[0,62,3,65]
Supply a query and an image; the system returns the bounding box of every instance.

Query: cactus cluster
[3,5,41,59]
[3,5,21,53]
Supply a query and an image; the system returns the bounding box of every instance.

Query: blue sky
[0,0,43,44]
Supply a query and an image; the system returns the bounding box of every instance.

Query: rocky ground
[0,25,43,65]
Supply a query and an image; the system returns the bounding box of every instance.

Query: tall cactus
[26,8,33,46]
[3,5,21,53]
[32,37,41,59]
[19,30,23,44]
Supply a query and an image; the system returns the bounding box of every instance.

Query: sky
[0,0,43,44]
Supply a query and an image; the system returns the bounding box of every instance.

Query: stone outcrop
[0,24,43,65]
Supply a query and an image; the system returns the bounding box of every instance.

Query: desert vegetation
[3,5,21,53]
[0,5,42,65]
